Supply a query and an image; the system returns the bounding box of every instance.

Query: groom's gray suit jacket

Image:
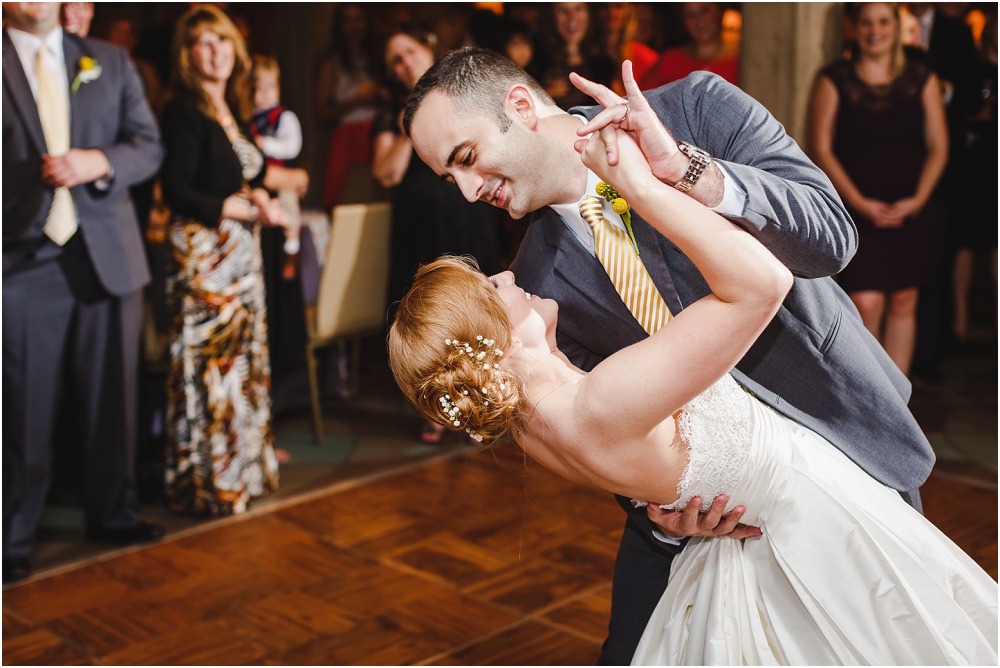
[509,72,935,664]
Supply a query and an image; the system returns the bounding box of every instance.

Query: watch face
[678,141,709,161]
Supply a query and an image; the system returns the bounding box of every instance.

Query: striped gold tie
[580,196,671,335]
[36,45,78,245]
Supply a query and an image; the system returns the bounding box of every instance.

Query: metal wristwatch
[673,141,711,193]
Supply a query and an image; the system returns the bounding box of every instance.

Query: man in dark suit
[3,2,164,583]
[905,3,982,379]
[404,48,935,664]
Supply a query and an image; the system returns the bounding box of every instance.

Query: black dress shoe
[3,558,30,584]
[86,521,165,546]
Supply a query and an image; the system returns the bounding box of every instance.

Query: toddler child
[251,56,303,277]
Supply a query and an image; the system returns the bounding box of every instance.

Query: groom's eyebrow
[446,141,469,168]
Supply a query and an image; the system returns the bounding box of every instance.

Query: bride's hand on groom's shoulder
[648,495,764,540]
[570,61,689,186]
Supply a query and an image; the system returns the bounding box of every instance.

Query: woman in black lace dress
[809,2,948,376]
[161,6,286,514]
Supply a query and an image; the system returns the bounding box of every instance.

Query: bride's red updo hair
[388,256,522,444]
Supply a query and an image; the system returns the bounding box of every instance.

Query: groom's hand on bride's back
[648,495,763,540]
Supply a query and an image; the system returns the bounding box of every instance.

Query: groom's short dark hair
[403,47,555,137]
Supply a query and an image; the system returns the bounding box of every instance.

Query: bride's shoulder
[520,380,610,463]
[563,374,633,444]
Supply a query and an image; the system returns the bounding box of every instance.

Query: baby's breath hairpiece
[439,335,506,443]
[446,335,503,368]
[597,181,639,256]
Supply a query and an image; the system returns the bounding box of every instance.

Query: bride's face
[487,271,557,348]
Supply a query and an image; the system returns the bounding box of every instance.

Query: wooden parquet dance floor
[2,447,996,666]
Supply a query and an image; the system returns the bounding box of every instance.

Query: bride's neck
[511,343,581,410]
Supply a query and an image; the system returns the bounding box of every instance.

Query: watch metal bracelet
[673,141,711,193]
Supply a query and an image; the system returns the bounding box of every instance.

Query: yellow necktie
[580,196,671,335]
[36,44,78,245]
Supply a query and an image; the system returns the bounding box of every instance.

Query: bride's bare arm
[572,130,793,440]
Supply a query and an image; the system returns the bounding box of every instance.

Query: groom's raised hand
[648,495,763,540]
[571,62,725,208]
[570,61,687,186]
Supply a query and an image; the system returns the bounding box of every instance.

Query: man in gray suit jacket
[405,48,935,664]
[2,3,163,583]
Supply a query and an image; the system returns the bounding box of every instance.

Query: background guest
[2,1,164,583]
[315,3,382,211]
[469,6,506,54]
[427,5,474,60]
[506,2,542,37]
[597,2,630,83]
[639,2,739,90]
[952,14,997,341]
[248,54,317,447]
[97,7,167,117]
[501,18,535,71]
[371,28,503,443]
[903,2,982,381]
[809,1,948,376]
[599,2,660,92]
[251,56,302,168]
[596,2,660,95]
[93,6,172,503]
[251,56,303,287]
[160,5,285,515]
[60,1,93,37]
[904,3,981,115]
[531,2,614,110]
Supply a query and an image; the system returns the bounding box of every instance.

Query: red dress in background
[322,118,372,211]
[318,56,378,211]
[638,47,739,90]
[623,41,660,84]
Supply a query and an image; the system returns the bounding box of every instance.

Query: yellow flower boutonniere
[71,56,102,93]
[596,181,639,256]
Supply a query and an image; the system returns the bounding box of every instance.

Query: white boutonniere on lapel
[70,56,101,93]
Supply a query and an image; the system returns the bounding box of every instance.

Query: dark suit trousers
[2,235,141,560]
[598,514,679,665]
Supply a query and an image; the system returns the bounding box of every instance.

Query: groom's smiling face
[409,89,557,220]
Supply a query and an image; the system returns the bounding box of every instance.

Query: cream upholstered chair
[305,202,392,442]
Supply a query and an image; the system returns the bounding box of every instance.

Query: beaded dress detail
[632,374,752,512]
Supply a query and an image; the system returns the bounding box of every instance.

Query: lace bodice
[633,374,754,512]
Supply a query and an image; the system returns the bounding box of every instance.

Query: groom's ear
[506,84,538,130]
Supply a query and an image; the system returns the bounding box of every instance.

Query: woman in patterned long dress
[160,5,285,515]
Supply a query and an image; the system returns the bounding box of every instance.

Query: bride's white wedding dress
[631,375,998,665]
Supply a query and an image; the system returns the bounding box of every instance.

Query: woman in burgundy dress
[809,2,948,376]
[638,3,739,91]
